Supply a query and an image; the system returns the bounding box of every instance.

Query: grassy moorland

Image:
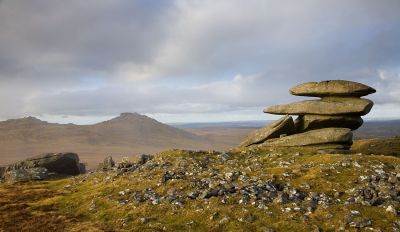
[1,137,400,231]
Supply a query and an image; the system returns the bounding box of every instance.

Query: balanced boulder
[240,80,375,152]
[264,98,373,116]
[290,80,376,97]
[294,115,363,132]
[240,115,295,147]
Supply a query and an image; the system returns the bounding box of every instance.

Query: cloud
[0,0,400,122]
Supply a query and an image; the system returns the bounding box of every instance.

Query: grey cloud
[0,0,171,79]
[0,0,400,121]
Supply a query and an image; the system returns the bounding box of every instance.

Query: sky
[0,0,399,124]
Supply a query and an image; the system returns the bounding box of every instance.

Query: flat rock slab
[262,128,353,147]
[290,80,376,97]
[264,98,373,116]
[295,115,363,131]
[240,115,295,147]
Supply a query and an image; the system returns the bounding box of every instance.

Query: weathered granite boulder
[3,152,82,176]
[264,98,373,116]
[97,156,115,171]
[290,80,376,97]
[239,80,375,151]
[262,128,353,147]
[240,115,296,147]
[294,115,363,132]
[3,167,49,183]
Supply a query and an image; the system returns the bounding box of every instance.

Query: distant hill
[0,113,232,167]
[2,114,398,168]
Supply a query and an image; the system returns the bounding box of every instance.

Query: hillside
[0,113,230,167]
[1,137,400,231]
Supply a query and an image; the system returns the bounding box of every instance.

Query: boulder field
[240,80,376,152]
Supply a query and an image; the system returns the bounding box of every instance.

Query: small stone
[187,191,199,199]
[388,175,398,184]
[140,218,151,224]
[351,210,360,215]
[218,216,230,224]
[210,212,219,220]
[261,227,275,232]
[349,218,372,228]
[386,205,397,215]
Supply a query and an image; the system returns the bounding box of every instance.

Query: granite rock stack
[240,80,376,152]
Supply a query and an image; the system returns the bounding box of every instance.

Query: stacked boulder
[240,80,376,152]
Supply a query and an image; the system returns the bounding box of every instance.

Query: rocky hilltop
[241,80,376,153]
[1,139,400,231]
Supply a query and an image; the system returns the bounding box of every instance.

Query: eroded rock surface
[0,152,84,182]
[264,98,373,116]
[294,115,363,132]
[290,80,376,97]
[262,128,353,147]
[240,115,295,147]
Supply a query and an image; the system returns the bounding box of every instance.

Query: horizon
[1,112,399,126]
[1,1,400,124]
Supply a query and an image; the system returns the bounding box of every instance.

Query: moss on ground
[1,137,400,231]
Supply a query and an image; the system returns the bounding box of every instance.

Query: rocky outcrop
[240,115,295,147]
[96,154,154,175]
[0,152,84,183]
[97,156,115,171]
[241,80,376,152]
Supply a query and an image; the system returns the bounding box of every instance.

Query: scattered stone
[218,216,230,224]
[98,156,115,171]
[140,217,151,224]
[349,218,373,228]
[386,205,397,215]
